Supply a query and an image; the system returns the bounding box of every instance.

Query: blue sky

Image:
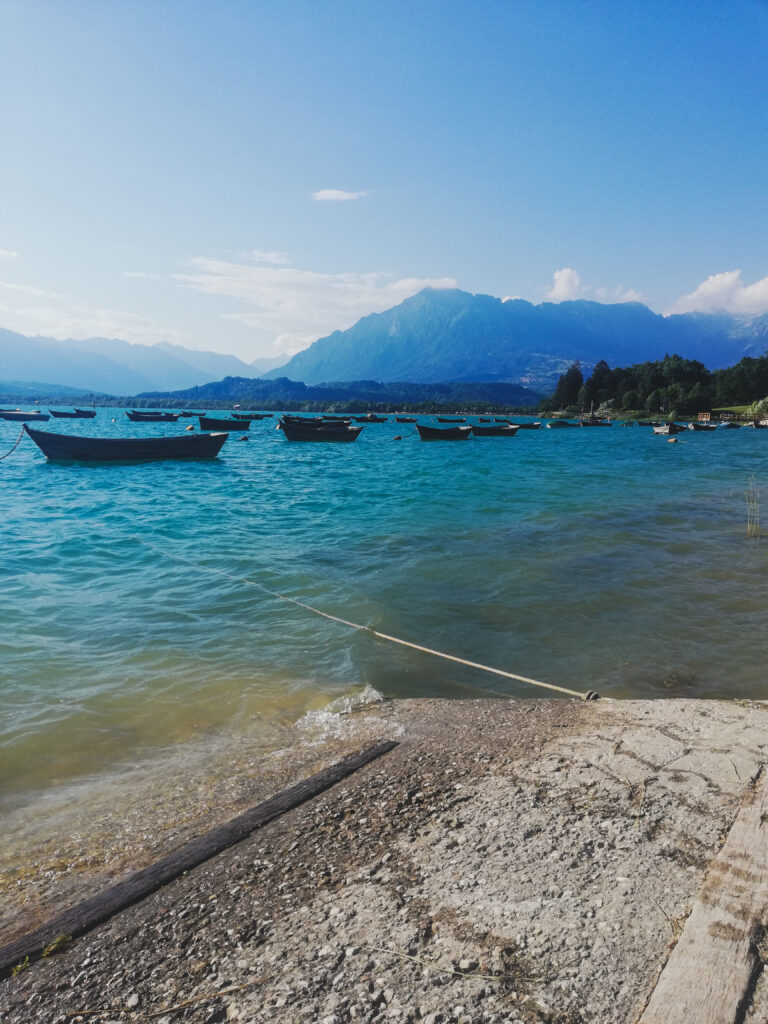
[2,0,767,361]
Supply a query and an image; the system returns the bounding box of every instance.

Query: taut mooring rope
[0,426,26,461]
[139,541,599,701]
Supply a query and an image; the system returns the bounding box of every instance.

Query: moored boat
[688,422,717,431]
[511,421,542,429]
[24,425,228,461]
[436,416,466,423]
[0,409,50,421]
[653,423,686,435]
[49,408,97,419]
[126,410,180,422]
[199,415,251,430]
[579,416,611,427]
[546,419,577,428]
[416,423,472,441]
[719,421,742,429]
[470,423,520,437]
[394,416,417,423]
[277,417,363,442]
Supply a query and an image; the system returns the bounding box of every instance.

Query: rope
[0,426,25,461]
[139,541,599,701]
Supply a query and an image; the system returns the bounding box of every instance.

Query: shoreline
[2,696,768,1022]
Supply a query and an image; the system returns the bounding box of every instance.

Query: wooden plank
[0,740,398,978]
[639,765,768,1024]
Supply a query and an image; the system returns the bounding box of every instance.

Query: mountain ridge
[264,288,768,388]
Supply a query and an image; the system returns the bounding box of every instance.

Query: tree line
[542,353,768,415]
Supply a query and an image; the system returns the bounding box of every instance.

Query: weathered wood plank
[0,740,398,978]
[638,765,768,1024]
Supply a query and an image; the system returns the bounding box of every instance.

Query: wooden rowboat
[24,425,228,461]
[417,423,472,441]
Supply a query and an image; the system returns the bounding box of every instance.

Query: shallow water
[2,411,767,811]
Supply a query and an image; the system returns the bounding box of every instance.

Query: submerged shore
[2,696,768,1023]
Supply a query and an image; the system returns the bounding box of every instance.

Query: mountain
[264,288,768,389]
[138,375,541,408]
[0,329,263,395]
[250,354,288,374]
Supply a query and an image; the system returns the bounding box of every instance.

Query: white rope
[139,541,599,701]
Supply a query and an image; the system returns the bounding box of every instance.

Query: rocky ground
[2,697,767,1024]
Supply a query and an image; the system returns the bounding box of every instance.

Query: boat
[436,416,466,423]
[199,416,251,430]
[719,421,742,429]
[510,421,542,429]
[494,418,510,423]
[277,417,363,442]
[546,419,577,428]
[232,412,270,420]
[394,416,417,423]
[470,423,520,437]
[0,409,50,421]
[579,416,611,427]
[125,410,180,422]
[357,413,389,423]
[416,423,472,441]
[653,423,686,435]
[24,425,228,461]
[49,408,97,419]
[179,410,206,417]
[688,422,717,432]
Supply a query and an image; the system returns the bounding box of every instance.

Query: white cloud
[0,300,188,345]
[667,270,768,315]
[0,249,20,259]
[312,189,367,201]
[174,257,456,355]
[0,281,67,299]
[547,267,584,301]
[122,270,163,280]
[244,249,291,264]
[546,268,643,304]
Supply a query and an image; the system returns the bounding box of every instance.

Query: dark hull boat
[653,423,686,435]
[24,425,228,462]
[688,422,717,431]
[179,410,206,417]
[49,408,97,419]
[417,423,472,440]
[0,410,50,421]
[511,421,542,429]
[199,416,251,430]
[579,417,611,427]
[278,417,362,442]
[546,419,576,428]
[126,410,180,422]
[395,416,417,423]
[436,416,466,423]
[470,424,520,436]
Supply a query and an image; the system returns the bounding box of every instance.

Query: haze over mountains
[265,288,768,389]
[2,288,768,399]
[0,329,269,396]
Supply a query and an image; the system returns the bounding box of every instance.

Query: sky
[2,0,768,363]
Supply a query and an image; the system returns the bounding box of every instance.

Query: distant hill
[138,375,541,408]
[0,379,101,401]
[0,329,264,395]
[264,288,768,389]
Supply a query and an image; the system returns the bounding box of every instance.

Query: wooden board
[0,740,398,978]
[639,766,768,1024]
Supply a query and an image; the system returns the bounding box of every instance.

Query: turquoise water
[2,411,767,808]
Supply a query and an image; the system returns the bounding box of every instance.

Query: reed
[746,474,760,539]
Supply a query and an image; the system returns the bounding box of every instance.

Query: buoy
[238,435,248,441]
[185,424,194,431]
[393,435,402,440]
[668,438,678,443]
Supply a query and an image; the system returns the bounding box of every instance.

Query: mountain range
[3,289,768,400]
[0,329,271,396]
[264,288,768,389]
